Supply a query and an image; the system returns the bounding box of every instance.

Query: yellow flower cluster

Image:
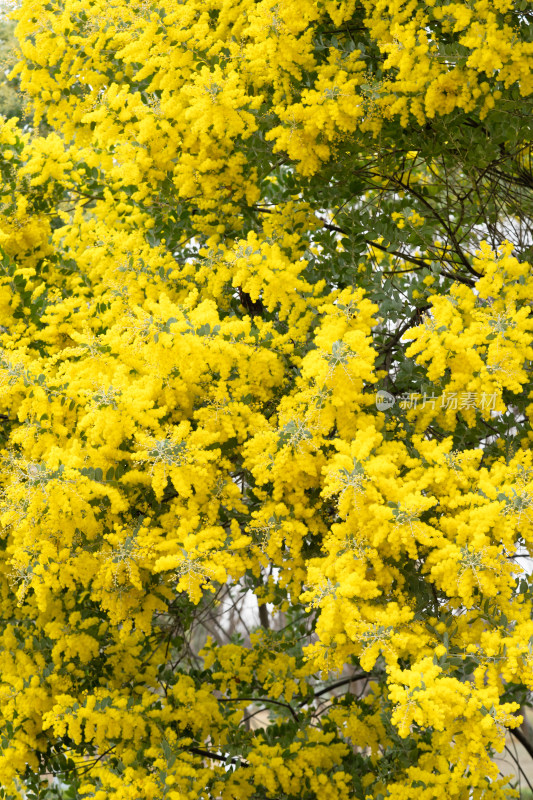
[0,0,529,797]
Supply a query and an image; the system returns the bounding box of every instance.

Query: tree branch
[298,674,370,707]
[187,746,249,767]
[220,695,299,722]
[510,725,533,763]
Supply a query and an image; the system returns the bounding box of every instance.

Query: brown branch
[298,674,371,707]
[377,305,431,357]
[188,746,250,767]
[364,237,431,271]
[220,695,299,722]
[384,174,481,279]
[510,725,533,764]
[258,601,270,630]
[255,208,477,286]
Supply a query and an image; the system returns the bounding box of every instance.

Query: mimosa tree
[0,0,532,797]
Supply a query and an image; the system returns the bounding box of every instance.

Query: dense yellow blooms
[0,0,529,797]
